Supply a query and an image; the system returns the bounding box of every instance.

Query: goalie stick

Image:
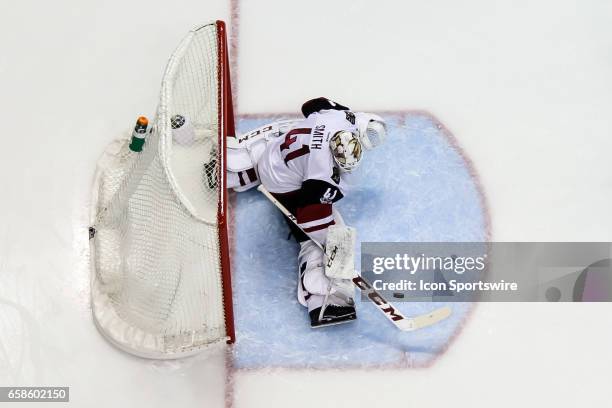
[257,185,452,331]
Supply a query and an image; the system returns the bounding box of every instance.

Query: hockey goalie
[219,97,386,328]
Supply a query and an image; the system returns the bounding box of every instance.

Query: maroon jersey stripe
[246,168,258,183]
[303,220,336,233]
[296,203,332,224]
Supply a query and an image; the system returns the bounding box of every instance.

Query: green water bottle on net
[129,116,148,152]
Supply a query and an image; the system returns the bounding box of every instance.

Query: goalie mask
[355,112,386,150]
[330,130,363,172]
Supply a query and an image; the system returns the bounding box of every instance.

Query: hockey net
[89,21,235,358]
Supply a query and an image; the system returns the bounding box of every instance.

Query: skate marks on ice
[231,112,489,369]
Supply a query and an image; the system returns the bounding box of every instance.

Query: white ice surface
[238,0,612,241]
[1,1,231,407]
[1,0,612,407]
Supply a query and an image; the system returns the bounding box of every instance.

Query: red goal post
[217,19,236,344]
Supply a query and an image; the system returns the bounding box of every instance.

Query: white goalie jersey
[223,96,386,244]
[226,108,360,243]
[257,109,357,195]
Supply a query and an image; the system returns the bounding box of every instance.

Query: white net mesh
[90,22,232,358]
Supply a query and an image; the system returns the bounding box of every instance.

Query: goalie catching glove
[324,225,357,280]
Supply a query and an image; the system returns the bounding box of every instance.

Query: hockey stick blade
[352,276,452,331]
[257,185,452,332]
[396,306,452,331]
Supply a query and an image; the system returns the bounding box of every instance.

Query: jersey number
[280,128,311,164]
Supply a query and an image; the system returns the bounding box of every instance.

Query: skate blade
[310,315,357,329]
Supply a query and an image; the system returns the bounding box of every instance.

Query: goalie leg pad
[298,241,328,297]
[297,241,354,312]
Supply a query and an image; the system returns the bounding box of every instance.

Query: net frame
[89,20,235,359]
[216,20,235,345]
